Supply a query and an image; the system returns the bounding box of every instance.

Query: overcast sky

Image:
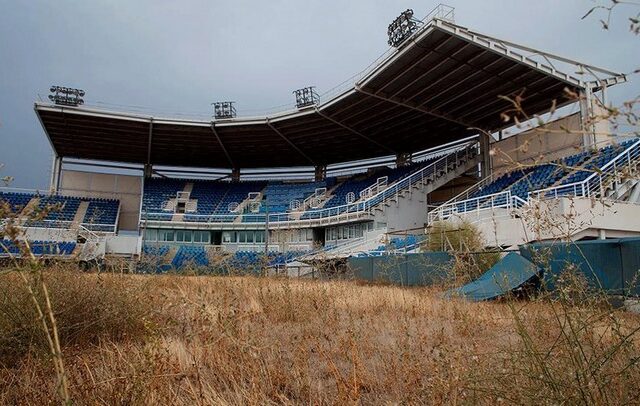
[0,0,638,189]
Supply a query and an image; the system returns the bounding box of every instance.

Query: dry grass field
[1,266,640,405]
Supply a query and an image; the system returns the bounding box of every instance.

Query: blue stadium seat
[0,191,120,231]
[82,198,120,231]
[0,239,75,257]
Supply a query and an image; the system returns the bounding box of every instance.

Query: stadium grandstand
[2,4,638,273]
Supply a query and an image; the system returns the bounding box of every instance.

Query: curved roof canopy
[35,19,624,169]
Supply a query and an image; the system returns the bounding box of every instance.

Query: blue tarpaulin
[520,238,640,296]
[444,252,540,301]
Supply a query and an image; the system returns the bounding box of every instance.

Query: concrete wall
[105,234,141,256]
[491,113,584,175]
[375,185,429,233]
[59,170,142,232]
[451,197,640,247]
[428,174,480,204]
[21,227,77,242]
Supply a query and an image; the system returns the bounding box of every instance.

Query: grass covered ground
[1,267,640,405]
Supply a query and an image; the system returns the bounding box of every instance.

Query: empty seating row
[465,139,637,202]
[0,192,33,212]
[140,244,307,272]
[0,239,76,256]
[355,235,422,257]
[83,199,119,230]
[0,191,120,230]
[142,149,469,224]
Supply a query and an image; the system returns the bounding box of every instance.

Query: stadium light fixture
[48,86,85,106]
[293,86,319,109]
[387,9,422,47]
[212,101,237,119]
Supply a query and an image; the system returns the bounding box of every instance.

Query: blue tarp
[444,252,540,302]
[521,238,640,296]
[348,238,640,297]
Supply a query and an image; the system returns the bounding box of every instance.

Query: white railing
[423,3,455,23]
[141,142,478,228]
[428,190,528,224]
[80,222,118,233]
[440,172,496,205]
[529,138,640,200]
[428,138,640,224]
[360,176,388,200]
[20,219,117,233]
[301,187,327,210]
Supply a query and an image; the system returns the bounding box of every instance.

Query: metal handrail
[440,171,494,206]
[529,138,640,200]
[428,139,640,223]
[142,141,477,226]
[427,190,525,224]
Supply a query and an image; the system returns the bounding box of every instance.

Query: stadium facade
[2,5,638,272]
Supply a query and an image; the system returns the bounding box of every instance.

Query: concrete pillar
[580,85,612,149]
[231,167,241,182]
[580,87,596,149]
[395,152,412,168]
[479,133,492,178]
[314,165,326,182]
[143,164,153,178]
[49,156,62,193]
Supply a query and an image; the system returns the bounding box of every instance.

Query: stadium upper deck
[34,17,626,170]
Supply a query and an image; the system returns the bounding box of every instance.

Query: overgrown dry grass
[1,267,639,405]
[0,265,152,366]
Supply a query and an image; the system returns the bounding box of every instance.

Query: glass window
[159,230,174,242]
[145,229,158,242]
[255,232,264,243]
[222,231,236,243]
[246,231,254,243]
[239,232,247,243]
[175,230,184,242]
[200,231,210,244]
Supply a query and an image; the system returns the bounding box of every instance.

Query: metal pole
[264,195,269,255]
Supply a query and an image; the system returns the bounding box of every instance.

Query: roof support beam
[211,123,235,168]
[314,108,396,154]
[266,119,316,165]
[355,85,474,130]
[383,39,468,97]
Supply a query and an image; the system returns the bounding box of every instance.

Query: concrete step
[73,201,90,225]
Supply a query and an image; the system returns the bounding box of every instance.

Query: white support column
[50,155,62,193]
[580,86,596,148]
[580,84,612,149]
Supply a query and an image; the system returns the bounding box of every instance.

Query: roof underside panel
[36,23,583,169]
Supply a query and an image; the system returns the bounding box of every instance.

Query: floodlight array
[387,9,421,47]
[293,86,319,109]
[213,101,236,119]
[48,86,85,106]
